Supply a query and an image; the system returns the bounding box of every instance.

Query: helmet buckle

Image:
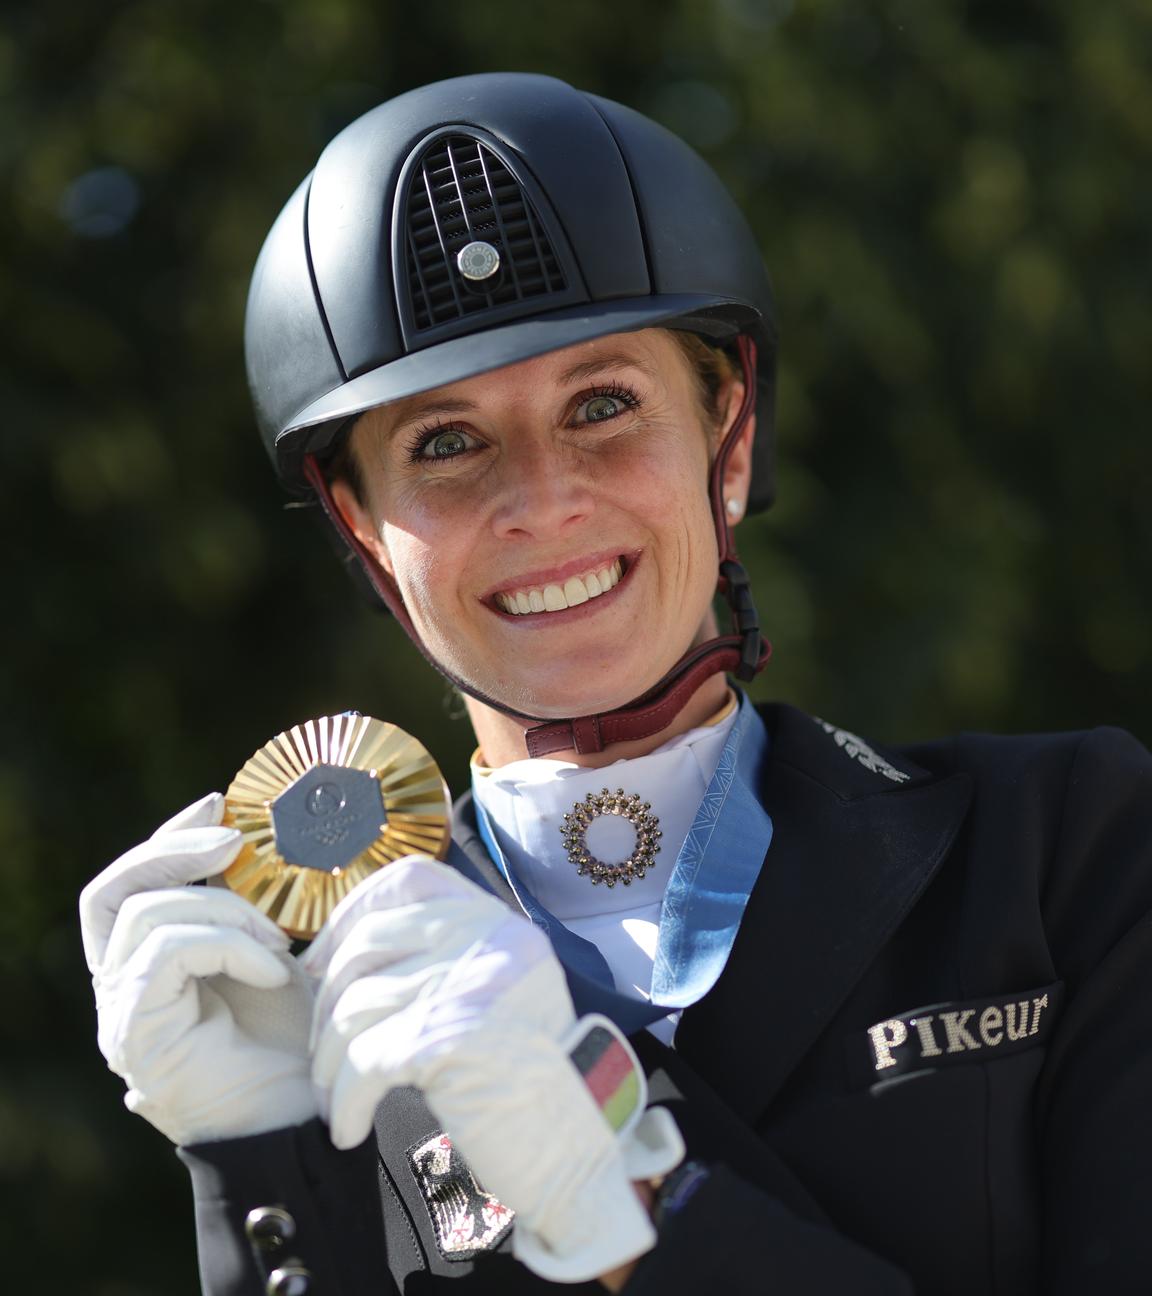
[720,559,764,682]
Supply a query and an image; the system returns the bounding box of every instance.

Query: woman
[80,73,1152,1295]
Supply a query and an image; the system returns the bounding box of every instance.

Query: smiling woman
[328,330,751,741]
[80,71,1152,1296]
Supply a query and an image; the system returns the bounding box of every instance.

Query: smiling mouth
[494,558,624,616]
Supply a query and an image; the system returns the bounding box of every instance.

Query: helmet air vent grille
[404,135,568,332]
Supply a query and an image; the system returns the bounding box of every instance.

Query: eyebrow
[556,352,662,385]
[390,397,477,422]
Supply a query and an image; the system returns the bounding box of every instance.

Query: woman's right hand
[79,792,318,1146]
[304,858,684,1283]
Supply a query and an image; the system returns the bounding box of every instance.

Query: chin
[480,659,670,721]
[442,620,710,720]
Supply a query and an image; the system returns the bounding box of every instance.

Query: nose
[489,439,595,540]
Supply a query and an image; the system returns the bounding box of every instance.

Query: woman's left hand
[303,857,683,1282]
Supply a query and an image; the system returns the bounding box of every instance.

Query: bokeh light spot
[59,167,140,238]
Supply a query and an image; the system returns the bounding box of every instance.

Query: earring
[725,498,742,520]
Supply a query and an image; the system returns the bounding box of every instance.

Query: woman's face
[333,329,752,720]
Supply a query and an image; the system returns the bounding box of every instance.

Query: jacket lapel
[631,1030,830,1225]
[675,704,973,1124]
[448,802,521,900]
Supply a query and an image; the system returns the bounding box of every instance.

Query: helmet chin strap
[303,334,769,759]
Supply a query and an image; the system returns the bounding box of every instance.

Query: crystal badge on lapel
[561,788,662,887]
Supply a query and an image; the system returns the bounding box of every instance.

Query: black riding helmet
[245,72,776,756]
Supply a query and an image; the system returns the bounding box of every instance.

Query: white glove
[80,792,318,1145]
[305,857,684,1282]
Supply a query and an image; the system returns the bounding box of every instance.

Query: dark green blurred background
[3,0,1150,1290]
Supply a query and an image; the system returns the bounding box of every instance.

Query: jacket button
[267,1263,313,1295]
[245,1205,297,1252]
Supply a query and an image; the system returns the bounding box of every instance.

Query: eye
[584,394,624,422]
[424,429,468,458]
[407,425,480,463]
[574,385,640,425]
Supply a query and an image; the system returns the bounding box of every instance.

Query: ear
[330,479,395,577]
[718,383,756,526]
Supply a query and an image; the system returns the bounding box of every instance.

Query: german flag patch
[565,1014,646,1138]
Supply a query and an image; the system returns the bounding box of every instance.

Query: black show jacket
[179,704,1152,1295]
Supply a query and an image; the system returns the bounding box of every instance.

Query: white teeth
[495,559,624,616]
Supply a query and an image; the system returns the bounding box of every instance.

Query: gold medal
[221,714,451,939]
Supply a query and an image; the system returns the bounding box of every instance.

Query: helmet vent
[404,135,568,332]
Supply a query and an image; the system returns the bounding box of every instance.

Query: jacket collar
[674,703,972,1122]
[448,808,517,906]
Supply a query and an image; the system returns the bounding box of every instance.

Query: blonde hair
[668,331,739,432]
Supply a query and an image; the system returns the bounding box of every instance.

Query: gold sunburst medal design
[222,714,451,939]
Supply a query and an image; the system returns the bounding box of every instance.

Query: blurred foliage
[2,0,1150,1288]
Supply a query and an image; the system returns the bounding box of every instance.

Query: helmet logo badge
[456,240,501,282]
